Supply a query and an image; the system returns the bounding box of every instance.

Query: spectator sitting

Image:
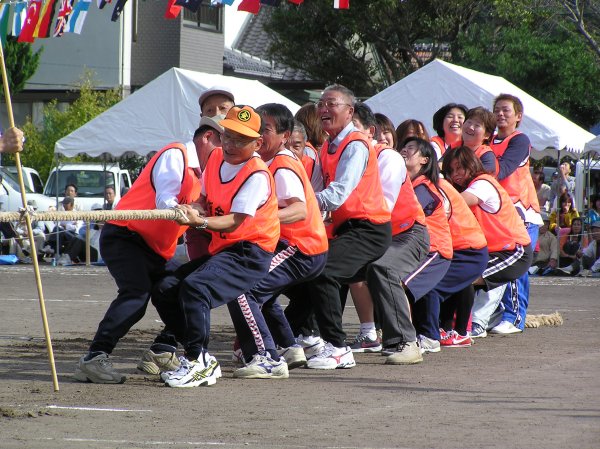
[529,219,558,275]
[549,192,579,234]
[103,186,116,210]
[533,170,552,219]
[47,197,83,253]
[14,200,48,262]
[557,217,587,275]
[61,183,82,211]
[579,221,600,277]
[586,194,600,225]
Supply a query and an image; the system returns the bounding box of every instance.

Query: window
[183,4,222,33]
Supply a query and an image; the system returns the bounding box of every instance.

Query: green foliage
[3,72,122,180]
[0,36,42,96]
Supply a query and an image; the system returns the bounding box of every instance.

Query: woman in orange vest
[442,146,533,338]
[395,119,430,152]
[459,107,499,176]
[399,137,453,354]
[430,103,467,160]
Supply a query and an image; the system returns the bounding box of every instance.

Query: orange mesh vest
[374,144,426,235]
[467,174,531,252]
[412,175,453,259]
[438,178,487,251]
[301,142,318,180]
[491,131,540,213]
[204,148,279,255]
[110,142,201,260]
[320,131,390,233]
[474,144,499,176]
[269,152,328,256]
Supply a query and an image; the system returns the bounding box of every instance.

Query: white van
[44,163,132,210]
[4,166,45,194]
[0,166,55,212]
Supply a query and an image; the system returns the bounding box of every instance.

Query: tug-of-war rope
[0,207,190,223]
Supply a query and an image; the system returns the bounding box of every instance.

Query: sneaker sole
[306,360,356,370]
[233,372,289,379]
[489,329,522,335]
[471,332,487,339]
[73,368,126,384]
[350,345,382,353]
[419,347,441,354]
[286,359,307,370]
[385,355,423,365]
[137,361,161,375]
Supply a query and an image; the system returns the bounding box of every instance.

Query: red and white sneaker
[440,330,473,347]
[306,342,356,369]
[439,328,449,340]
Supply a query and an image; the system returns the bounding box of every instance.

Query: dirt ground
[0,265,599,449]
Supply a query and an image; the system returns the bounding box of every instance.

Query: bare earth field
[0,265,599,449]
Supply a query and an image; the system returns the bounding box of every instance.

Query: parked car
[4,166,45,194]
[0,166,55,212]
[44,163,132,210]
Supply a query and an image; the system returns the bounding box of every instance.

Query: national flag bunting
[12,2,28,38]
[66,0,91,34]
[0,4,10,47]
[238,0,260,14]
[288,0,304,4]
[53,0,73,37]
[34,0,58,39]
[111,0,128,21]
[174,0,202,13]
[334,0,349,9]
[18,0,43,43]
[260,0,281,6]
[164,0,182,19]
[97,0,112,9]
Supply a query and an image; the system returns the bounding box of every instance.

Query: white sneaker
[305,342,356,370]
[277,345,307,369]
[160,355,189,382]
[528,265,540,275]
[165,354,221,388]
[417,335,441,354]
[489,320,522,335]
[233,354,289,379]
[296,334,325,359]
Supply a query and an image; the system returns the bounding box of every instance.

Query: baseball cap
[91,203,103,210]
[199,114,225,133]
[198,86,235,108]
[220,106,262,138]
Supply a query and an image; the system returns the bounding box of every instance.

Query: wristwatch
[195,217,209,230]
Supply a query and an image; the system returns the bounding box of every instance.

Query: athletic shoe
[528,265,540,275]
[306,342,356,370]
[160,355,190,382]
[470,322,487,339]
[277,345,307,369]
[384,341,423,365]
[348,333,382,353]
[73,353,126,384]
[417,335,441,354]
[137,349,180,375]
[440,330,473,347]
[165,355,221,388]
[233,354,289,379]
[489,320,522,335]
[296,334,325,359]
[439,328,449,340]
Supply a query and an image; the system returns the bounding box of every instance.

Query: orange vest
[474,144,499,176]
[431,136,461,157]
[491,131,540,213]
[320,131,390,233]
[374,144,426,235]
[110,143,201,260]
[438,178,487,251]
[467,174,531,252]
[412,175,453,259]
[269,152,328,256]
[301,142,318,180]
[204,148,280,255]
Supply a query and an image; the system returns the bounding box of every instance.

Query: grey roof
[229,7,316,83]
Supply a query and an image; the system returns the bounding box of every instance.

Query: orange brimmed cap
[219,106,261,138]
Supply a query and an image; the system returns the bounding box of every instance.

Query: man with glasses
[298,84,392,370]
[73,119,220,384]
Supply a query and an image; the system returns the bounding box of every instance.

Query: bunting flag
[34,0,58,39]
[175,0,202,13]
[12,2,28,38]
[0,4,10,47]
[260,0,281,5]
[53,0,73,37]
[221,0,235,4]
[18,0,44,43]
[334,0,349,8]
[111,0,127,21]
[97,0,112,9]
[210,0,223,5]
[288,0,304,4]
[238,0,260,14]
[164,0,182,19]
[66,0,91,34]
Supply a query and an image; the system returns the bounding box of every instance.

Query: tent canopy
[584,135,600,156]
[365,60,595,160]
[55,68,300,158]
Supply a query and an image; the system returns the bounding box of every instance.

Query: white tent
[365,59,595,160]
[584,135,600,155]
[55,68,300,158]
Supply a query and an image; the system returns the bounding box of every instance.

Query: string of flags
[0,0,350,45]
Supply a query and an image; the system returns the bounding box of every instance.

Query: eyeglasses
[316,100,352,110]
[221,133,255,148]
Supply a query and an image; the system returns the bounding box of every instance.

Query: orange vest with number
[438,178,487,251]
[490,131,540,213]
[412,175,453,259]
[204,148,279,255]
[467,174,531,252]
[374,144,426,235]
[320,131,390,233]
[110,143,201,260]
[269,152,328,256]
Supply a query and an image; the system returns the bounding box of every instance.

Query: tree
[4,72,122,180]
[0,36,42,97]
